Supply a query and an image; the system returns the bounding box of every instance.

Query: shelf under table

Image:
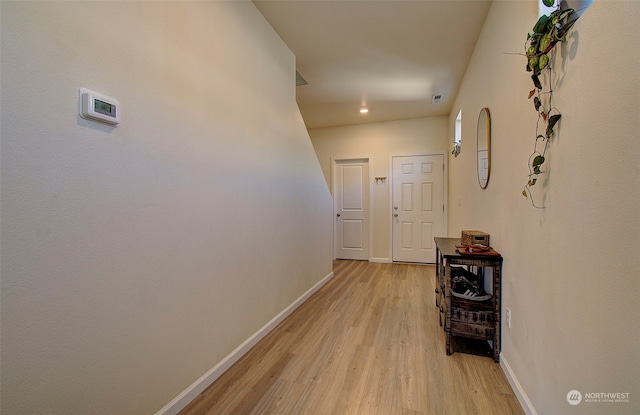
[434,237,503,363]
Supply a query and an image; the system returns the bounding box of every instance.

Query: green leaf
[558,9,574,21]
[522,189,529,198]
[533,155,545,166]
[546,113,562,137]
[529,33,541,47]
[543,0,555,7]
[528,178,538,186]
[534,97,542,111]
[548,114,561,129]
[532,156,545,175]
[539,32,552,52]
[533,15,549,33]
[532,74,542,89]
[539,54,549,70]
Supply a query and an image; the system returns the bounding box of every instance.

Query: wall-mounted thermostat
[80,88,120,125]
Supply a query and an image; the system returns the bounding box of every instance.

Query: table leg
[493,263,501,363]
[444,261,452,355]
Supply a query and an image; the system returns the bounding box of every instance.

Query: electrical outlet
[506,307,512,329]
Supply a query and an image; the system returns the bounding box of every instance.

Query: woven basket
[461,230,490,246]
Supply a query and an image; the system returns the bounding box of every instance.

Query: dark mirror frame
[477,107,491,189]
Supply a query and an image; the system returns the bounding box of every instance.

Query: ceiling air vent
[432,94,443,104]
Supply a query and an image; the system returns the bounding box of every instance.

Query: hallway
[180,260,523,414]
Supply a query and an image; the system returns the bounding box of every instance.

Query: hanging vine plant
[521,0,576,207]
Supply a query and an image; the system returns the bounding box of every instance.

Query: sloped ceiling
[253,0,493,129]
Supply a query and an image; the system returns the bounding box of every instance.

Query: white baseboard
[156,270,335,415]
[371,257,392,263]
[500,355,538,415]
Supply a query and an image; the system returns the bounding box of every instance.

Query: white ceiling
[253,0,493,129]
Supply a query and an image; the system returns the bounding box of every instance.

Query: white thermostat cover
[80,88,120,125]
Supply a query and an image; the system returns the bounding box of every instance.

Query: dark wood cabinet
[434,237,503,362]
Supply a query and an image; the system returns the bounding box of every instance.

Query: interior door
[392,154,445,263]
[334,159,369,260]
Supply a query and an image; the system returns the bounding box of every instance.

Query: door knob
[336,213,341,217]
[394,213,398,217]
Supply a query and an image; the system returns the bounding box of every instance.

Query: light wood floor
[179,260,524,415]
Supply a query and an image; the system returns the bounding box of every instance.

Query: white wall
[449,1,639,414]
[0,2,333,414]
[310,117,448,261]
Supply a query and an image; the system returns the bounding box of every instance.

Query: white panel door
[334,159,369,260]
[392,155,445,263]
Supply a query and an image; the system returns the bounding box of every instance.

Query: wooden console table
[434,237,503,362]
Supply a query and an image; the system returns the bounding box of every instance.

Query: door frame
[389,152,448,262]
[331,156,373,261]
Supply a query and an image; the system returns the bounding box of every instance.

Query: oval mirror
[477,107,491,189]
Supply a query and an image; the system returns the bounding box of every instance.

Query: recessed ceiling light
[360,108,369,113]
[432,94,443,104]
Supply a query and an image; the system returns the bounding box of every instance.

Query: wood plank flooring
[179,260,524,415]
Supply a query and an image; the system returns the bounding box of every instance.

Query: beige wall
[310,117,448,261]
[0,2,333,414]
[449,1,639,414]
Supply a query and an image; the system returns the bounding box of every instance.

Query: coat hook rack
[374,176,387,184]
